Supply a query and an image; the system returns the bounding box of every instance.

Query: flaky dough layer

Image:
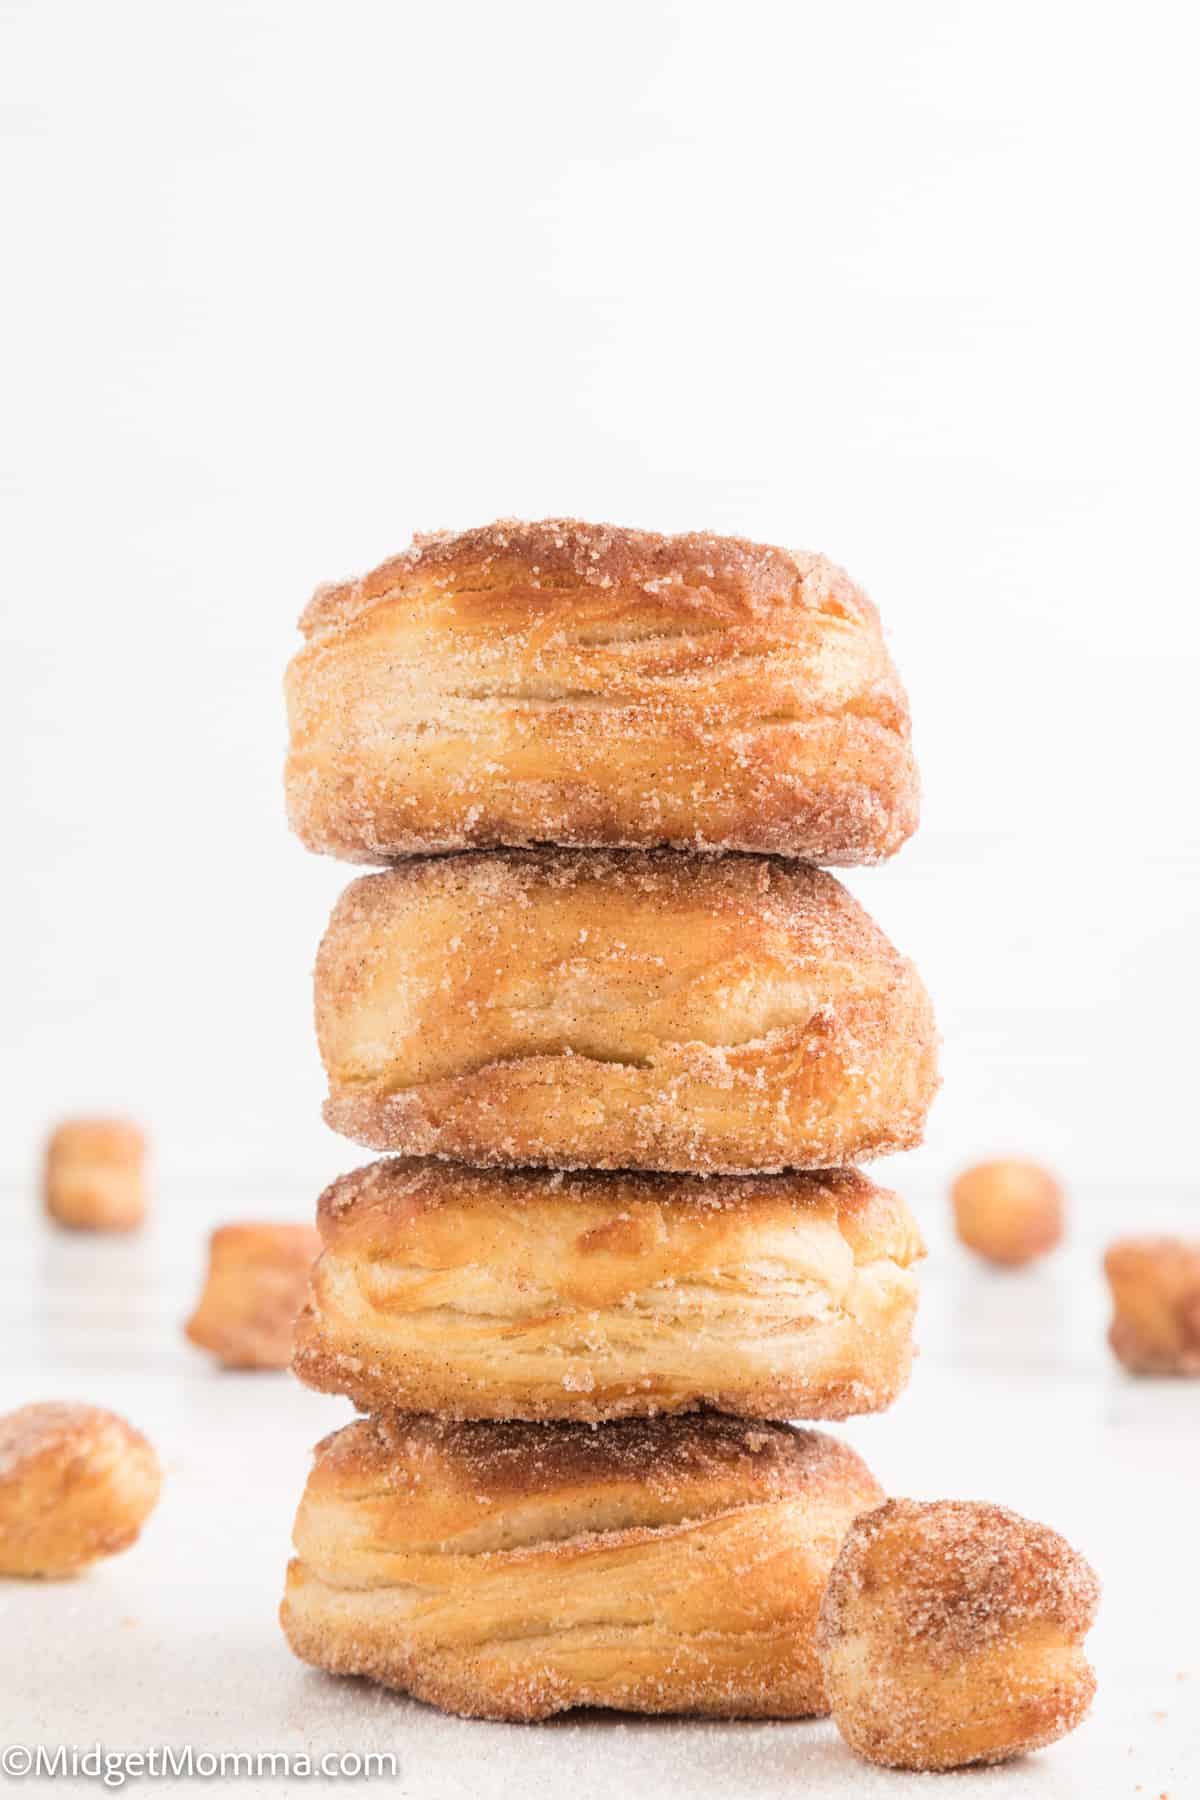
[281,1413,883,1721]
[285,518,918,865]
[293,1159,924,1421]
[316,850,938,1174]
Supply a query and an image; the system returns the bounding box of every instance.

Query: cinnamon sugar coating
[280,1413,884,1720]
[816,1498,1099,1770]
[292,1158,925,1421]
[285,518,918,866]
[0,1402,161,1578]
[951,1160,1064,1267]
[315,850,939,1174]
[43,1117,147,1233]
[1105,1237,1200,1375]
[185,1223,321,1369]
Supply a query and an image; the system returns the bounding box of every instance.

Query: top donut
[285,518,918,864]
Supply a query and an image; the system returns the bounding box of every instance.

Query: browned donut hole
[0,1402,161,1578]
[951,1159,1064,1267]
[817,1497,1099,1771]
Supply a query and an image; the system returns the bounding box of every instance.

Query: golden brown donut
[1104,1236,1200,1375]
[293,1158,925,1421]
[0,1402,161,1578]
[281,1412,883,1720]
[185,1223,321,1369]
[44,1118,147,1232]
[816,1498,1099,1771]
[316,850,938,1174]
[951,1159,1064,1267]
[284,518,918,865]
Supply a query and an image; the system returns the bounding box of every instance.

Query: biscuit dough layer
[293,1159,925,1420]
[315,850,939,1174]
[281,1413,884,1720]
[285,517,918,865]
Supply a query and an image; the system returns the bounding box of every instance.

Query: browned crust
[321,1085,928,1177]
[816,1498,1099,1771]
[291,1157,924,1422]
[291,1343,904,1424]
[311,1156,903,1232]
[281,1415,884,1720]
[1104,1236,1200,1375]
[315,851,939,1175]
[819,1499,1100,1650]
[304,1411,867,1507]
[299,518,883,638]
[286,517,918,865]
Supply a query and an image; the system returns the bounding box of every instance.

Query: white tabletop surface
[0,1179,1196,1798]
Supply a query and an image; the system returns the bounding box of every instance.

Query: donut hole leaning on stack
[279,518,939,1725]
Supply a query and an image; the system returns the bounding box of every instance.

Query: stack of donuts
[277,520,947,1730]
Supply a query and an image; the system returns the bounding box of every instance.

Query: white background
[3,0,1198,1214]
[2,11,1199,1795]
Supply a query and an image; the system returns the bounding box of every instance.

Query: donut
[0,1402,161,1578]
[293,1158,924,1421]
[184,1223,321,1369]
[1104,1236,1200,1375]
[284,518,918,865]
[280,1412,883,1720]
[315,850,938,1174]
[816,1498,1099,1771]
[44,1118,147,1232]
[951,1160,1064,1267]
